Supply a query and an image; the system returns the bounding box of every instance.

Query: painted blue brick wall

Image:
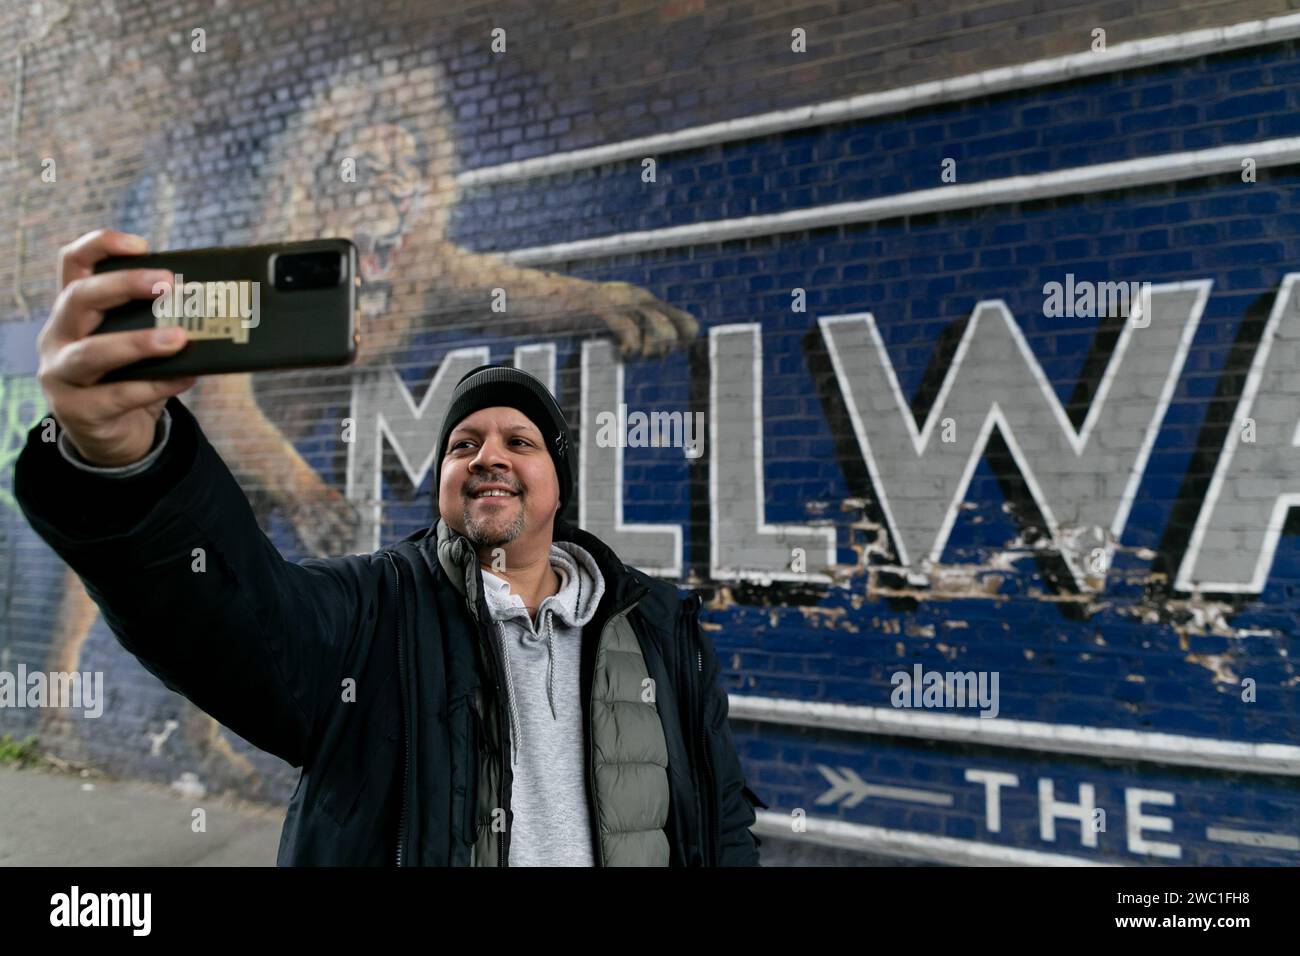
[420,37,1300,865]
[3,3,1297,867]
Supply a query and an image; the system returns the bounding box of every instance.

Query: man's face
[438,406,560,553]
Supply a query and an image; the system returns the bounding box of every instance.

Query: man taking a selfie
[15,228,765,866]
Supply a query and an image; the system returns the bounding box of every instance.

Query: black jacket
[14,396,766,865]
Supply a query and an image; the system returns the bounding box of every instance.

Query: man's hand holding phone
[36,229,198,468]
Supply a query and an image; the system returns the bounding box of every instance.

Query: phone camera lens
[274,251,342,291]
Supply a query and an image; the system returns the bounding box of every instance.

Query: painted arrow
[815,764,954,809]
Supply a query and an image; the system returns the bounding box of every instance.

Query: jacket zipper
[385,552,410,868]
[466,571,511,867]
[481,616,509,867]
[587,661,602,867]
[698,647,717,865]
[687,593,717,865]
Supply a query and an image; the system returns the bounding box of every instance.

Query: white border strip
[752,810,1116,866]
[1205,826,1300,851]
[729,695,1300,777]
[497,137,1300,265]
[458,13,1300,187]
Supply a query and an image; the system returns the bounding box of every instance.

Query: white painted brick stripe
[1205,827,1300,851]
[752,810,1117,866]
[458,12,1300,187]
[496,136,1300,265]
[729,695,1300,777]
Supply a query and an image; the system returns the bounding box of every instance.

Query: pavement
[0,763,283,866]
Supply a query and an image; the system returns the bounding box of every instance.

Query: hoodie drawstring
[497,608,560,768]
[544,609,557,720]
[496,622,524,768]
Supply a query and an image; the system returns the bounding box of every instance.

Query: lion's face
[322,120,428,324]
[255,65,459,324]
[347,122,424,285]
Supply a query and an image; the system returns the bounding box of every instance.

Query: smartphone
[90,238,360,381]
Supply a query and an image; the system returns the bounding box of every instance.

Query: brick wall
[2,0,1298,864]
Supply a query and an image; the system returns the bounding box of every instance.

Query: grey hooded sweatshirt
[479,540,605,866]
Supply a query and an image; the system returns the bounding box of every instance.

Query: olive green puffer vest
[435,520,670,865]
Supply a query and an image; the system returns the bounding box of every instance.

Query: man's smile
[468,482,521,501]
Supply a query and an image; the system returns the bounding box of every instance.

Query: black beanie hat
[433,364,575,516]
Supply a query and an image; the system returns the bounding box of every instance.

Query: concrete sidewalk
[0,764,283,866]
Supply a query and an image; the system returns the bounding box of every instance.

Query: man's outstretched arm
[16,229,371,768]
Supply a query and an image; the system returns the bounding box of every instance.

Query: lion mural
[42,59,697,793]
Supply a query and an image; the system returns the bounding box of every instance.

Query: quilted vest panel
[590,610,670,865]
[471,608,670,865]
